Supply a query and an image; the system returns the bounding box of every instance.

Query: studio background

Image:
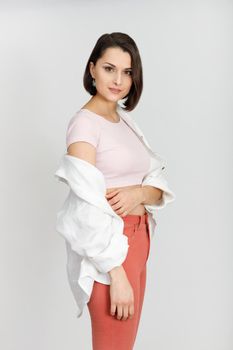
[0,0,232,349]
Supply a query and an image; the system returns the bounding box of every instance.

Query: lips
[109,88,122,93]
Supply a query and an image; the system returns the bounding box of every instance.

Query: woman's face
[89,47,133,103]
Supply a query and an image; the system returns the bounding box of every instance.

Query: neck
[89,95,119,115]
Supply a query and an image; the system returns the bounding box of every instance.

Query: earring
[92,78,96,87]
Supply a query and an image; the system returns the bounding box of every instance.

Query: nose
[113,71,123,86]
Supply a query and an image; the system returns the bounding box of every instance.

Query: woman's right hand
[109,266,134,321]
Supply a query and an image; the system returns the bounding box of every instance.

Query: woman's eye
[104,67,132,76]
[104,66,113,72]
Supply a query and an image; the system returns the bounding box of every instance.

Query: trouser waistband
[122,212,149,228]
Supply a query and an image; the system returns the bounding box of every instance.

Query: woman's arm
[65,141,134,320]
[67,141,127,276]
[136,185,163,206]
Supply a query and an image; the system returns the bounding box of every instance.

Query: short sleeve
[66,112,101,150]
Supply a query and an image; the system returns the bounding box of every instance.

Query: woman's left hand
[105,187,144,217]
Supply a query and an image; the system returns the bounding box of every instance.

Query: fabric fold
[54,155,129,274]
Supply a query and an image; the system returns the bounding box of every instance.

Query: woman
[55,32,175,350]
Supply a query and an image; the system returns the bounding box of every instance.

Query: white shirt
[54,107,176,318]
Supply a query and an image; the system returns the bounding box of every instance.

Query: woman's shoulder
[68,108,99,123]
[67,109,103,132]
[66,109,102,150]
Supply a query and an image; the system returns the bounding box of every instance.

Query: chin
[98,89,125,102]
[103,93,121,102]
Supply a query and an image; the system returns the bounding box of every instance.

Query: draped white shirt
[54,107,176,318]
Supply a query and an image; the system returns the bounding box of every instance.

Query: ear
[89,61,95,79]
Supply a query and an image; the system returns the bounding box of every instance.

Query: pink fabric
[66,109,151,188]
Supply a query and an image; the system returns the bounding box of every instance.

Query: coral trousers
[87,212,151,350]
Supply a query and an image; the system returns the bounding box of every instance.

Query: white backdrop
[0,1,232,349]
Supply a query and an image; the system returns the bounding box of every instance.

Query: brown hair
[83,32,143,111]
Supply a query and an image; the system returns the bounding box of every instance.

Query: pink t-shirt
[66,108,151,188]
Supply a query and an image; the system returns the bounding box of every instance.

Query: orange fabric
[87,212,151,350]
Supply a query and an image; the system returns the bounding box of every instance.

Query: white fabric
[54,108,176,318]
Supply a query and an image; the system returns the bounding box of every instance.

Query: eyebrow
[103,62,132,70]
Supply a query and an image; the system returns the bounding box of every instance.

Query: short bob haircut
[83,32,143,111]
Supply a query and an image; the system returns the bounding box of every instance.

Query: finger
[122,305,129,321]
[117,208,128,217]
[108,197,121,207]
[106,191,116,196]
[105,189,119,197]
[110,304,117,316]
[117,305,123,320]
[129,303,134,319]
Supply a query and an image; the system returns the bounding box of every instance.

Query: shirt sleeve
[66,112,101,150]
[142,156,176,210]
[54,155,129,274]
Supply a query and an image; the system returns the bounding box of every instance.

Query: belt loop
[138,215,143,229]
[145,212,148,225]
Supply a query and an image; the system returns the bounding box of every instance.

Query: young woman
[57,32,175,350]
